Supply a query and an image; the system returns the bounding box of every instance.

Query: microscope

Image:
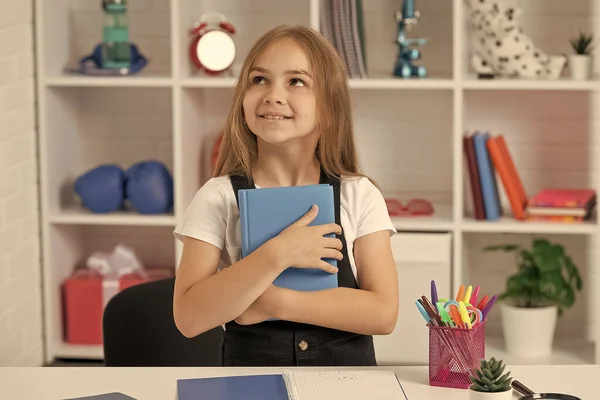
[393,0,427,78]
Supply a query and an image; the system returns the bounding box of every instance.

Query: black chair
[102,277,223,366]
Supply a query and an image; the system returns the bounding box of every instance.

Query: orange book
[486,135,527,220]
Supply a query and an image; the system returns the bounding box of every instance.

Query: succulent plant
[469,357,512,393]
[570,32,594,55]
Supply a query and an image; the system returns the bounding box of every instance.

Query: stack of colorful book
[525,188,596,222]
[463,131,596,222]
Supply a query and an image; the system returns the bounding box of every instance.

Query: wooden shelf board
[48,208,177,227]
[462,77,600,91]
[461,217,597,235]
[44,75,173,88]
[52,342,104,361]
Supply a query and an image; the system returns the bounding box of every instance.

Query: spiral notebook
[281,370,409,400]
[177,370,408,400]
[62,394,136,400]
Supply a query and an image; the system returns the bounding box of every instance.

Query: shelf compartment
[40,86,174,219]
[43,224,176,361]
[462,232,595,359]
[177,0,311,79]
[353,90,454,223]
[461,0,595,83]
[462,90,597,227]
[359,0,453,80]
[38,0,172,79]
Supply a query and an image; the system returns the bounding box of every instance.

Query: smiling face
[242,38,318,146]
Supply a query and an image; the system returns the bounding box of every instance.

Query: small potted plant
[469,357,513,400]
[569,32,594,80]
[484,238,583,357]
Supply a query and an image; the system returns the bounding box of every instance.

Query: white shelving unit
[34,0,600,365]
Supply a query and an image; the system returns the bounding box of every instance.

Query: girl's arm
[274,230,399,336]
[173,236,286,338]
[173,205,341,338]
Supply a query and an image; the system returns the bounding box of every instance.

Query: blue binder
[177,374,289,400]
[238,184,338,291]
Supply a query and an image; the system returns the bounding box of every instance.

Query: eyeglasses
[385,198,434,216]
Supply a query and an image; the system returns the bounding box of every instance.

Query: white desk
[0,365,594,399]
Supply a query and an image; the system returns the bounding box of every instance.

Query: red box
[62,268,172,345]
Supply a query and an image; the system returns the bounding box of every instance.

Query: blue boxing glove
[74,164,125,213]
[125,161,174,214]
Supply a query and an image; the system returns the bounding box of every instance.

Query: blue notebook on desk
[177,374,288,400]
[238,184,338,291]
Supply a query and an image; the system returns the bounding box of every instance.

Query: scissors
[438,300,483,328]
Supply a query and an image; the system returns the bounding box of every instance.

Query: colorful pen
[458,301,473,329]
[416,300,436,326]
[470,286,480,306]
[481,294,498,319]
[477,295,489,311]
[431,280,439,314]
[421,296,443,326]
[463,286,472,305]
[436,302,455,327]
[456,284,465,302]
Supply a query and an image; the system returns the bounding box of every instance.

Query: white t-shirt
[173,175,397,282]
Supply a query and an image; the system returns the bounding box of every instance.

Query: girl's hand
[272,204,343,274]
[234,284,282,325]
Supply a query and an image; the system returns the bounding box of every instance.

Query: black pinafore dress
[223,170,377,366]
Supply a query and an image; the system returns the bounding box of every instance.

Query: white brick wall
[0,0,43,366]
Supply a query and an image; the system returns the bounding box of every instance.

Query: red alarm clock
[189,13,236,75]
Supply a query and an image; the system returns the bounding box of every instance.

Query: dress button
[298,340,309,351]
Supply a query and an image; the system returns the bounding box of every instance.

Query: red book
[528,188,596,208]
[486,135,527,220]
[463,134,485,220]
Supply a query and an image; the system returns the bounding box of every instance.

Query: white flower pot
[569,55,592,80]
[468,388,513,400]
[500,302,557,358]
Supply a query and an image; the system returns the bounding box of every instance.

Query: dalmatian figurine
[464,0,566,79]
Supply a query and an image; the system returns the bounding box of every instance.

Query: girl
[173,25,399,367]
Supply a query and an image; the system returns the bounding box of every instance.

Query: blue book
[473,132,501,220]
[238,184,338,291]
[177,374,288,400]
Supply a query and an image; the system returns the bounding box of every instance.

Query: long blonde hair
[213,24,369,184]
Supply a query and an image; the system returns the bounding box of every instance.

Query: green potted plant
[468,357,513,400]
[484,238,583,357]
[568,32,594,80]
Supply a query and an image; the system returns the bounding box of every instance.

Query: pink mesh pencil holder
[428,319,486,389]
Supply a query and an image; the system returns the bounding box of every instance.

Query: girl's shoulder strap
[229,174,253,207]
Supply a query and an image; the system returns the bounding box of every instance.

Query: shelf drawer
[374,232,452,366]
[390,232,452,264]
